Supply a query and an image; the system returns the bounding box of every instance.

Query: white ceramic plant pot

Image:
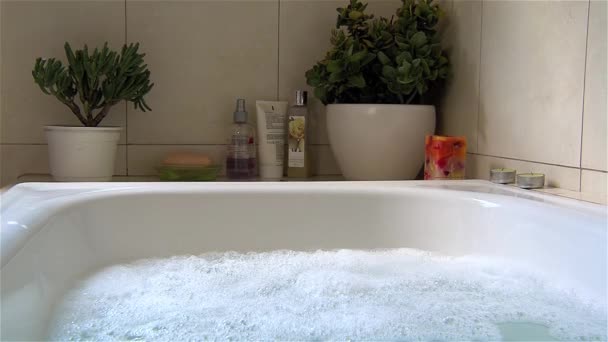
[45,126,122,181]
[326,104,435,180]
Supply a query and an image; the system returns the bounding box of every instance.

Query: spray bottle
[226,99,256,179]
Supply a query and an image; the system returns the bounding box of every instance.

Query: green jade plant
[306,0,449,105]
[32,42,153,127]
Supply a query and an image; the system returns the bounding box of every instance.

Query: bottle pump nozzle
[233,99,247,123]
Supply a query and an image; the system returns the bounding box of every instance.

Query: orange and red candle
[424,135,467,180]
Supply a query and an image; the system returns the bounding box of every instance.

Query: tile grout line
[124,0,129,176]
[1,143,48,146]
[578,0,592,191]
[0,143,336,146]
[475,0,484,154]
[540,190,606,206]
[466,152,595,171]
[580,168,608,175]
[276,0,280,101]
[0,143,334,147]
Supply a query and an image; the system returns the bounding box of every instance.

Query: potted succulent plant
[306,0,448,180]
[32,42,153,181]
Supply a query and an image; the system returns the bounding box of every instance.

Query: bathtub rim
[1,180,606,270]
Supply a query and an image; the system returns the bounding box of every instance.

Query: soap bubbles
[48,249,607,341]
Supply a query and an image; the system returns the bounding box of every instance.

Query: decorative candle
[424,135,467,180]
[490,168,516,184]
[517,173,545,189]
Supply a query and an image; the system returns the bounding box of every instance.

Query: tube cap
[294,90,307,106]
[233,98,247,123]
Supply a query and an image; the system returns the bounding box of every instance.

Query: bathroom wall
[440,0,607,193]
[0,0,405,186]
[1,0,606,192]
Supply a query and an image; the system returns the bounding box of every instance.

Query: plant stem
[91,102,116,127]
[405,91,417,104]
[84,102,93,123]
[61,99,88,126]
[397,93,405,104]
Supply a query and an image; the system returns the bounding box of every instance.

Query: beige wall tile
[279,0,403,145]
[580,169,608,204]
[127,1,278,144]
[466,153,581,191]
[0,145,48,186]
[0,1,127,144]
[312,144,340,175]
[0,144,126,186]
[478,1,588,167]
[0,0,2,183]
[582,0,607,172]
[438,0,481,152]
[581,169,607,194]
[116,145,128,176]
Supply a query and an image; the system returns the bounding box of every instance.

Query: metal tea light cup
[517,173,545,189]
[490,168,516,184]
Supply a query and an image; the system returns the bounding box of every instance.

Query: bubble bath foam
[47,249,606,341]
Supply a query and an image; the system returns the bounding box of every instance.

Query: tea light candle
[490,168,516,184]
[517,173,545,189]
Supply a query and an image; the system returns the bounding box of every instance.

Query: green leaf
[396,52,413,64]
[350,50,367,62]
[327,60,341,73]
[305,69,321,87]
[416,82,427,94]
[397,76,415,84]
[421,59,431,75]
[64,42,77,66]
[360,53,376,66]
[349,10,363,19]
[410,31,427,48]
[347,74,366,88]
[398,60,412,75]
[329,70,345,82]
[396,42,409,50]
[382,65,397,79]
[417,45,431,56]
[314,87,328,104]
[377,51,390,65]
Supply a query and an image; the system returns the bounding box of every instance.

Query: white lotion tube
[256,101,288,179]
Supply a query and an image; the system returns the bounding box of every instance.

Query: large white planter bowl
[45,126,122,181]
[326,104,435,180]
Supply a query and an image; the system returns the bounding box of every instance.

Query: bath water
[47,249,606,341]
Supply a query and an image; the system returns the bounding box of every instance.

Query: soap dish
[157,164,221,181]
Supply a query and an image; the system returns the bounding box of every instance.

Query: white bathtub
[1,180,606,340]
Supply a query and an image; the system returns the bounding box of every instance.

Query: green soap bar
[158,165,221,181]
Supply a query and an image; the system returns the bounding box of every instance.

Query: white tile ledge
[532,187,607,206]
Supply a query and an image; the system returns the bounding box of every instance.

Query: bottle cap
[294,90,307,106]
[233,98,247,123]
